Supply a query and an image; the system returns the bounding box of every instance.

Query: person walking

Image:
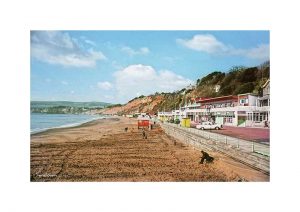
[142,128,147,139]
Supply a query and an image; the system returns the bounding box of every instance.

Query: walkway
[211,126,270,144]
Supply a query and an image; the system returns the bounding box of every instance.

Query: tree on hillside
[219,84,235,96]
[197,71,223,86]
[236,67,258,83]
[262,66,270,79]
[211,72,225,84]
[221,71,237,88]
[227,66,246,73]
[259,60,270,70]
[233,82,255,94]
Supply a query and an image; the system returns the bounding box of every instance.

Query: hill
[100,61,270,115]
[31,101,112,114]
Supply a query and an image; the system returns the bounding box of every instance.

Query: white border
[1,0,300,212]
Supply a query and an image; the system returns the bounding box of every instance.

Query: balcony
[158,112,173,116]
[185,105,270,113]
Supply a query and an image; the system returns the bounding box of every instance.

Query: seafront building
[158,80,270,128]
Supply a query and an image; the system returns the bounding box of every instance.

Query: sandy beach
[30,117,269,182]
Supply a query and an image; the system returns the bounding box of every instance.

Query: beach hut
[137,113,151,129]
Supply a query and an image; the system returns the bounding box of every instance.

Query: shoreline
[31,114,116,136]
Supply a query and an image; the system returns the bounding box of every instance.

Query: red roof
[195,95,238,103]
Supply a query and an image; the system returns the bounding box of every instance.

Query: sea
[31,113,104,134]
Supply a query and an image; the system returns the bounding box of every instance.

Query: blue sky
[31,30,269,104]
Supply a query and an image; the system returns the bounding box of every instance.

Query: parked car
[196,121,222,130]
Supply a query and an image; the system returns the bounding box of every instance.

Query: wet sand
[30,117,269,182]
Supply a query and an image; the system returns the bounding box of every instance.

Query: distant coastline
[30,100,111,114]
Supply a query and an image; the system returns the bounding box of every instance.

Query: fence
[160,122,270,175]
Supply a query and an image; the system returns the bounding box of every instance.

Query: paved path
[211,126,270,144]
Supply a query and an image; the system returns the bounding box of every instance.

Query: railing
[157,112,173,116]
[185,105,270,113]
[162,122,269,156]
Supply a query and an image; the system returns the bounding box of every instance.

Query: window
[247,113,252,121]
[253,113,260,122]
[240,98,249,105]
[224,116,233,123]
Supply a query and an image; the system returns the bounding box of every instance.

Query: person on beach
[264,120,269,128]
[142,128,147,139]
[125,127,128,132]
[199,150,214,164]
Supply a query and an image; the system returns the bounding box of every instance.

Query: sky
[30,30,270,104]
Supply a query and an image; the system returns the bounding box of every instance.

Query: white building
[158,80,270,128]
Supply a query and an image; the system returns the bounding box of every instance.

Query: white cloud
[31,31,106,67]
[113,64,193,103]
[61,80,68,85]
[177,34,269,60]
[84,39,96,46]
[140,47,150,54]
[177,34,227,53]
[97,81,113,90]
[121,46,150,56]
[240,44,270,60]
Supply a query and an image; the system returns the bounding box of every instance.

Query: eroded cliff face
[100,95,164,115]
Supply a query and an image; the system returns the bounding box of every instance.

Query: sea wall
[160,122,270,175]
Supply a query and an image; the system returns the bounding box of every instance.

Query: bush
[219,84,235,96]
[221,73,237,88]
[237,67,258,83]
[174,119,180,124]
[197,71,223,86]
[234,82,255,94]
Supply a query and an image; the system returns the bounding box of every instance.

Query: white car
[196,121,222,130]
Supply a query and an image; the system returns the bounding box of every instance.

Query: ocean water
[31,113,103,134]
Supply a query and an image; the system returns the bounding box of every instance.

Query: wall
[248,95,258,106]
[160,122,270,175]
[215,116,224,125]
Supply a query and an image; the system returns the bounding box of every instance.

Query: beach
[31,117,269,182]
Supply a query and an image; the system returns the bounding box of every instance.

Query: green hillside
[154,61,270,112]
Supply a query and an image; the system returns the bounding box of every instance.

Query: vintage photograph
[30,30,270,182]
